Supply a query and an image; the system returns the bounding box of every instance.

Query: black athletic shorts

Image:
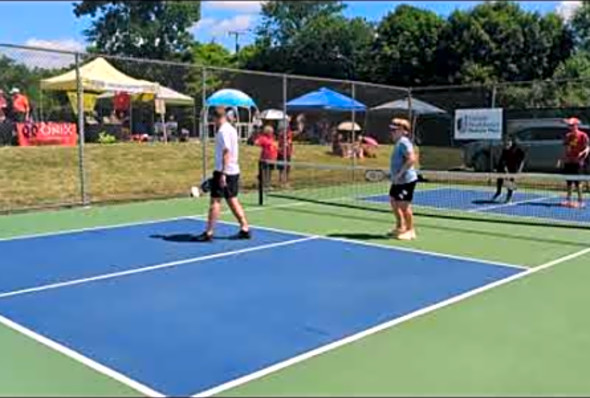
[564,162,582,175]
[389,181,417,202]
[564,162,582,185]
[210,171,240,199]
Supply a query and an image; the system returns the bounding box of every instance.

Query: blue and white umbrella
[206,89,256,108]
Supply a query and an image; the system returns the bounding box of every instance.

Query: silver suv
[463,118,590,172]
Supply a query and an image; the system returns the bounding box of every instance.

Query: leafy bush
[98,131,116,144]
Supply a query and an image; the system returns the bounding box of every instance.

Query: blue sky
[0,1,581,57]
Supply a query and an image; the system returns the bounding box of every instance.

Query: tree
[495,52,590,110]
[551,51,590,107]
[244,1,374,80]
[0,55,70,121]
[256,1,345,47]
[244,1,347,74]
[438,1,573,84]
[288,15,375,80]
[188,42,236,95]
[371,5,445,86]
[73,1,201,61]
[571,2,590,52]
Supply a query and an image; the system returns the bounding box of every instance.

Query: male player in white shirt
[195,107,250,241]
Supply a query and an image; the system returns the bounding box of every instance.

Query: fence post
[75,52,88,206]
[282,74,288,186]
[350,83,357,171]
[201,67,207,182]
[490,84,498,174]
[408,87,414,143]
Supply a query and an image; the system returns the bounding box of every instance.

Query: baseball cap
[389,118,411,132]
[564,117,581,126]
[9,88,19,94]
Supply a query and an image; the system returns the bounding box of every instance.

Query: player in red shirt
[255,125,278,189]
[559,117,590,208]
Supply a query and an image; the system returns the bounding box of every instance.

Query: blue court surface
[0,218,524,396]
[362,187,590,224]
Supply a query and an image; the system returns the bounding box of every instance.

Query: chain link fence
[1,42,588,212]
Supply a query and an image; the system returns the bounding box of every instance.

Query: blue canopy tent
[286,87,366,112]
[203,89,258,141]
[286,87,367,145]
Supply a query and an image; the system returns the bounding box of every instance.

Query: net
[258,160,590,229]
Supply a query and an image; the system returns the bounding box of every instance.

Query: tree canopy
[73,1,201,61]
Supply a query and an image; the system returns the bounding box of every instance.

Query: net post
[75,52,88,206]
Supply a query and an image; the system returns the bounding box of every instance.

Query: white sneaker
[396,231,414,241]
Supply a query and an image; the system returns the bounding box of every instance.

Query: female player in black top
[492,135,526,203]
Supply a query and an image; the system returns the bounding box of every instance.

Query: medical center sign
[454,108,503,140]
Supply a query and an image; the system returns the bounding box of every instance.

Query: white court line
[0,236,318,300]
[191,246,590,397]
[0,313,165,397]
[189,217,528,271]
[0,200,311,243]
[467,194,560,213]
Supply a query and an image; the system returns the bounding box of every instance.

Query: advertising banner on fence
[454,108,503,140]
[17,122,78,146]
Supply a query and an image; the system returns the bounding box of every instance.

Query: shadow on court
[523,202,570,208]
[327,232,389,241]
[472,199,501,205]
[150,234,236,243]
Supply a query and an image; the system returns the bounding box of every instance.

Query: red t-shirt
[564,130,589,164]
[114,92,130,112]
[277,130,294,158]
[255,134,278,161]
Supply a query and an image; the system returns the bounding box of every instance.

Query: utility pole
[228,30,246,53]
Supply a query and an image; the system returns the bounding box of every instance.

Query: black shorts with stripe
[389,181,417,202]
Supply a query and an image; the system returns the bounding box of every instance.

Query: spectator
[332,132,346,157]
[10,88,30,122]
[0,89,7,123]
[277,120,297,187]
[353,134,365,159]
[255,125,278,189]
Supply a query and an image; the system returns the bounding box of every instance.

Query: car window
[530,128,567,141]
[515,127,567,141]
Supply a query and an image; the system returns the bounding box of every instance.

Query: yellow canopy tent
[40,57,158,94]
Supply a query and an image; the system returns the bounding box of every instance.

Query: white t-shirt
[214,121,240,175]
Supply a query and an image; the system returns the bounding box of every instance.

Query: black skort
[210,171,240,199]
[389,181,417,202]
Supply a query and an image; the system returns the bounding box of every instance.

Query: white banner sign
[454,108,503,140]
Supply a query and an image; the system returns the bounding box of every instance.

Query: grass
[0,142,462,212]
